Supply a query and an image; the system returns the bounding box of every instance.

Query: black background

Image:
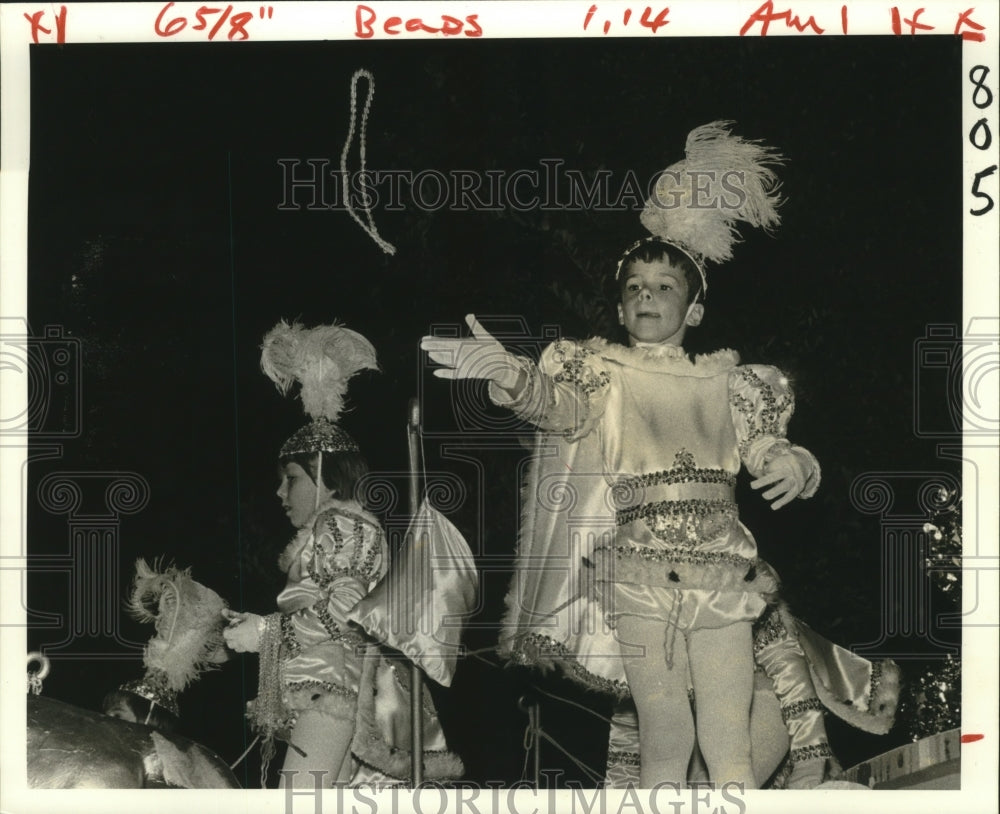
[26,34,963,787]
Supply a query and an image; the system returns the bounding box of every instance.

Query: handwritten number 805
[969,66,995,217]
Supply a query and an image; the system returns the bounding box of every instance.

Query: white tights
[618,616,757,789]
[278,710,355,789]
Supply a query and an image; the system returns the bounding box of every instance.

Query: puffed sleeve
[488,339,611,439]
[728,365,820,498]
[280,510,385,651]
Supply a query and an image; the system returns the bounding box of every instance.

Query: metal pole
[517,694,541,788]
[407,397,424,787]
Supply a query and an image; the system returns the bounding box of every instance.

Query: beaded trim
[790,742,834,764]
[752,605,788,654]
[616,498,736,527]
[119,674,180,718]
[595,543,756,572]
[314,602,340,639]
[280,613,302,657]
[307,520,382,588]
[869,660,884,704]
[307,599,367,647]
[551,342,611,395]
[730,367,793,459]
[352,743,461,782]
[513,633,631,699]
[607,750,640,768]
[781,698,825,723]
[280,417,359,456]
[286,679,358,701]
[313,600,365,647]
[616,456,737,494]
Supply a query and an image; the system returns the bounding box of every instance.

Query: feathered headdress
[260,319,379,456]
[620,120,785,295]
[121,559,229,717]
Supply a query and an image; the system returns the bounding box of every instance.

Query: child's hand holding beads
[221,609,265,653]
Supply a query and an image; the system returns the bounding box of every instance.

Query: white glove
[421,314,523,391]
[221,609,265,654]
[751,451,808,510]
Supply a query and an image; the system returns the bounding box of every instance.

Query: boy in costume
[223,321,464,788]
[423,122,893,788]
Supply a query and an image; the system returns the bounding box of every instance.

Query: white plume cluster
[640,120,785,265]
[260,320,378,422]
[127,558,229,693]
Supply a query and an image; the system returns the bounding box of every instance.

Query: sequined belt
[613,482,737,526]
[616,467,737,493]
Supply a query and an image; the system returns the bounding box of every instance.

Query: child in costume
[224,321,463,789]
[423,122,824,789]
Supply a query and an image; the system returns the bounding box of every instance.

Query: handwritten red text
[24,6,67,44]
[890,7,933,35]
[354,5,482,38]
[740,1,824,35]
[154,2,274,41]
[954,9,986,42]
[582,5,670,35]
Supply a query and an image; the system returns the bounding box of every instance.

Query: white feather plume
[260,320,378,422]
[640,120,785,265]
[127,558,229,694]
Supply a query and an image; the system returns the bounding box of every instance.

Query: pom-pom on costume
[248,319,463,786]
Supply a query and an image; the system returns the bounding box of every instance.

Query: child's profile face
[276,460,331,529]
[617,258,703,346]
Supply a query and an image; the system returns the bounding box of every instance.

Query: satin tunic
[492,338,820,639]
[268,498,464,784]
[275,499,385,716]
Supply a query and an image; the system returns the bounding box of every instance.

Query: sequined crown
[119,673,180,718]
[280,417,359,457]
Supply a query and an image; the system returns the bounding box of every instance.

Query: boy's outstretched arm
[420,314,527,396]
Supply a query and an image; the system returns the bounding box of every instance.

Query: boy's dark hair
[101,689,179,734]
[617,240,703,304]
[281,450,370,504]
